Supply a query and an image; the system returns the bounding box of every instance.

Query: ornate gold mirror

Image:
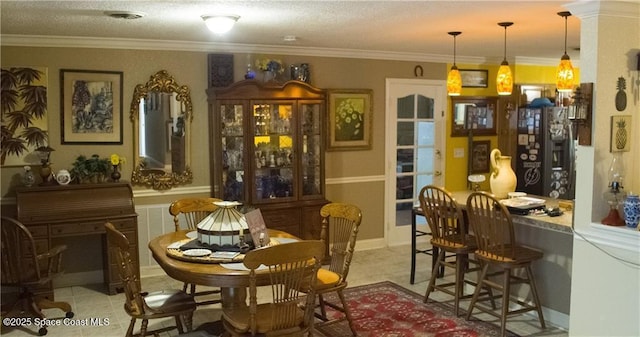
[130,70,193,190]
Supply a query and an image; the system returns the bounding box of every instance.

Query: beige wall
[0,46,445,242]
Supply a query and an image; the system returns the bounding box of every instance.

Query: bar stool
[465,191,546,337]
[410,205,438,284]
[419,185,490,316]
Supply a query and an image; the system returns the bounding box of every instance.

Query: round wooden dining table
[148,229,299,308]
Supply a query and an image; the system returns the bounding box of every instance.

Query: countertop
[450,190,574,235]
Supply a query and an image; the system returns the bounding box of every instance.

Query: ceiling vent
[104,11,147,20]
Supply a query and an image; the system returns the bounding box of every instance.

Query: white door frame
[384,78,446,247]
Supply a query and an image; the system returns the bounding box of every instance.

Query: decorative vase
[55,169,71,185]
[111,165,121,182]
[39,164,53,186]
[262,70,276,82]
[489,149,517,199]
[22,166,35,187]
[623,194,640,228]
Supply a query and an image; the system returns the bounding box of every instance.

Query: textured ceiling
[1,1,582,63]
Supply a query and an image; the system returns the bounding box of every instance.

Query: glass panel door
[221,103,245,201]
[252,102,294,202]
[385,79,445,246]
[300,102,323,198]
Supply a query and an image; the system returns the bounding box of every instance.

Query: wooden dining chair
[306,202,362,336]
[1,216,74,336]
[465,192,546,337]
[221,240,325,337]
[169,197,222,305]
[419,185,493,316]
[105,222,196,337]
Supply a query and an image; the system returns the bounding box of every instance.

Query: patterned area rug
[315,281,519,337]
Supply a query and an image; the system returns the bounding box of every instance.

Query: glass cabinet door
[300,102,322,198]
[220,103,245,201]
[252,102,295,202]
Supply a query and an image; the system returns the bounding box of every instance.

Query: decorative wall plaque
[208,54,234,88]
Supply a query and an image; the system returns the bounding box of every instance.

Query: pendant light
[556,11,575,92]
[447,31,462,96]
[496,22,514,96]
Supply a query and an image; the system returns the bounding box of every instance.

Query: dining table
[148,228,300,309]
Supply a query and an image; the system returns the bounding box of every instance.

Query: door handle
[434,171,442,176]
[435,150,442,159]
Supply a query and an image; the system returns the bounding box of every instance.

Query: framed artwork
[328,89,372,151]
[470,140,490,173]
[610,115,631,152]
[60,69,123,144]
[1,66,49,167]
[460,69,489,88]
[208,53,234,88]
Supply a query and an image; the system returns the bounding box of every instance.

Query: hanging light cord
[453,34,457,66]
[502,25,507,61]
[563,15,568,55]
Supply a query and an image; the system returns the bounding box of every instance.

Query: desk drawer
[50,221,104,236]
[26,225,48,238]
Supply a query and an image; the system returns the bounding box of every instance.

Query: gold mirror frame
[129,70,193,190]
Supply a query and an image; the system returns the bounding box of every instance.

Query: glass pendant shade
[197,201,250,246]
[556,12,574,92]
[447,31,462,96]
[496,22,514,96]
[447,66,462,96]
[496,62,513,95]
[202,15,239,34]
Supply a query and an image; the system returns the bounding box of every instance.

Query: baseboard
[140,265,168,279]
[53,270,103,288]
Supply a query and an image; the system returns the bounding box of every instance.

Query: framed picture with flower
[328,89,373,151]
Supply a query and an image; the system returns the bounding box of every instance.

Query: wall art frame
[1,66,49,167]
[610,115,631,152]
[60,69,123,144]
[460,69,489,88]
[470,140,491,173]
[327,89,373,151]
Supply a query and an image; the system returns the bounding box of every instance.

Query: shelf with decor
[207,80,329,241]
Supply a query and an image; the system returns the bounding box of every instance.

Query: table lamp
[196,201,251,247]
[468,174,486,191]
[601,152,626,226]
[35,146,55,185]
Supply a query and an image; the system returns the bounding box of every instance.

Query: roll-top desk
[15,183,139,297]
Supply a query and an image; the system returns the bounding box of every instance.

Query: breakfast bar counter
[450,190,574,234]
[450,190,574,328]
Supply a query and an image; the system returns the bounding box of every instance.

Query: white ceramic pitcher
[489,149,517,199]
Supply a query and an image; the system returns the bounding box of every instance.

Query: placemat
[166,238,280,264]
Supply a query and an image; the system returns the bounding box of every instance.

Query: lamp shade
[196,201,250,246]
[447,31,462,96]
[556,56,575,92]
[447,66,462,96]
[496,22,514,96]
[496,62,513,96]
[556,12,575,92]
[202,15,239,34]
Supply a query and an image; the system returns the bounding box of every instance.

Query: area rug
[315,281,518,337]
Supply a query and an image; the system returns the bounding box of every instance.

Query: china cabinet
[207,80,328,240]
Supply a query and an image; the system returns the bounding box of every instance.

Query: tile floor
[1,244,569,337]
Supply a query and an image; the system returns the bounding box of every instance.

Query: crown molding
[2,34,500,65]
[566,0,639,20]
